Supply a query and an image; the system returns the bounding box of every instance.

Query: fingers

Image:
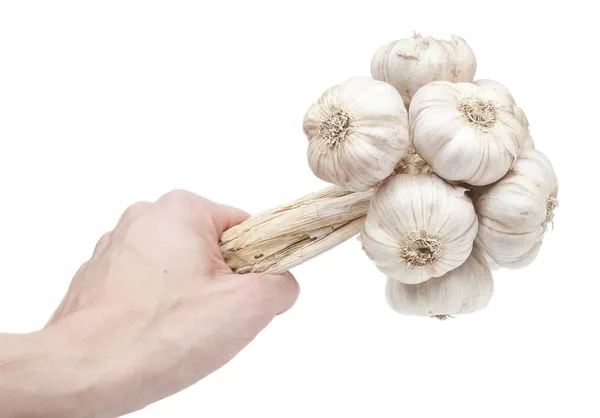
[156,189,249,237]
[210,203,249,236]
[113,190,249,245]
[240,271,300,315]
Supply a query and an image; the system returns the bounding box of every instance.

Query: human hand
[39,190,299,417]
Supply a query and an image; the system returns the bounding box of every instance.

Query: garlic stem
[219,186,373,274]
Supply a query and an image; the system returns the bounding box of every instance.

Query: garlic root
[220,186,374,274]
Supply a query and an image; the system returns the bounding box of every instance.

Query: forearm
[0,328,87,417]
[0,322,138,418]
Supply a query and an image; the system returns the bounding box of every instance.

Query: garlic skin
[474,149,558,269]
[410,81,525,186]
[385,248,494,317]
[371,33,477,108]
[360,174,478,284]
[303,76,410,192]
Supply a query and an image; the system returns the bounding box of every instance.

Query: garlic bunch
[371,33,477,108]
[474,79,534,149]
[474,148,559,269]
[360,174,478,284]
[302,76,410,192]
[410,81,526,186]
[385,248,493,318]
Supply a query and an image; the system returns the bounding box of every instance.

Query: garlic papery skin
[371,33,477,108]
[303,76,410,192]
[385,248,494,318]
[409,81,525,186]
[474,148,559,269]
[360,174,478,284]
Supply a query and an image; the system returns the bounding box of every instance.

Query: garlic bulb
[474,79,534,149]
[385,248,494,318]
[410,81,525,186]
[474,148,558,268]
[360,174,478,284]
[371,33,477,108]
[302,76,410,192]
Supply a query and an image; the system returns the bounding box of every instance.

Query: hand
[30,190,299,417]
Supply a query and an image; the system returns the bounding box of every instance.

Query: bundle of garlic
[219,32,559,320]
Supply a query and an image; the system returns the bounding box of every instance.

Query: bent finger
[211,203,249,237]
[241,271,300,315]
[156,190,249,237]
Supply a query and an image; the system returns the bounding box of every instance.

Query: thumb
[243,271,300,315]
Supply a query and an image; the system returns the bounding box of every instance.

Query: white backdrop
[1,1,598,417]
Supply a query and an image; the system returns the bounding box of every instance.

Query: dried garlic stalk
[220,186,374,274]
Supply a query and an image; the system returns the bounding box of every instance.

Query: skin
[0,190,300,418]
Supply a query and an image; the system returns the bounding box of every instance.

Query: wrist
[0,319,138,418]
[0,328,91,417]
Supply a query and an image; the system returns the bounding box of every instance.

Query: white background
[1,1,598,417]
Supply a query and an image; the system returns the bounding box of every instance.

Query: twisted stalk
[219,186,373,274]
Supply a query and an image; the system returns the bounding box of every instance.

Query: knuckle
[157,189,212,214]
[159,189,194,204]
[93,232,112,255]
[98,231,111,243]
[122,201,151,219]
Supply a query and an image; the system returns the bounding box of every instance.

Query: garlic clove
[371,33,477,108]
[474,148,558,269]
[410,80,526,186]
[303,76,410,192]
[360,173,478,284]
[385,247,494,318]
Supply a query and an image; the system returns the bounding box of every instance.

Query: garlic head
[385,247,494,318]
[371,33,477,108]
[410,81,526,186]
[360,174,478,284]
[303,76,410,191]
[474,148,559,268]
